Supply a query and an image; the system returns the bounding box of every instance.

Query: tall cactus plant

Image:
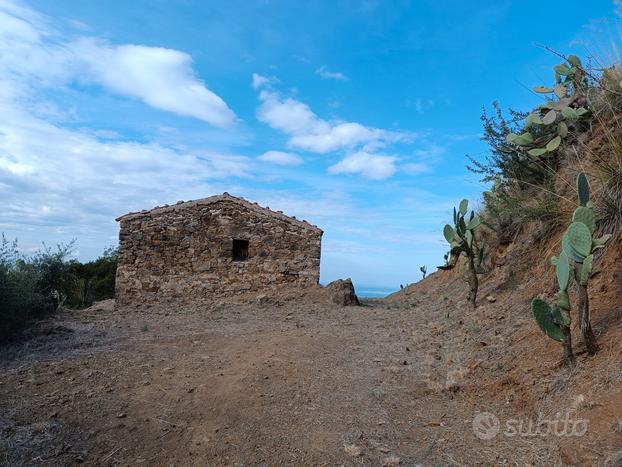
[531,173,611,361]
[439,199,484,308]
[420,265,427,279]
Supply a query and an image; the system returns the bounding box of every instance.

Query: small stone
[486,295,496,303]
[382,455,401,466]
[343,444,362,457]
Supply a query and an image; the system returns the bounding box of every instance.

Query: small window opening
[232,239,249,262]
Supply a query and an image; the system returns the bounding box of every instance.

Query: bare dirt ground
[2,268,622,466]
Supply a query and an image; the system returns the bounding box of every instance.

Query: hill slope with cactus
[391,53,622,464]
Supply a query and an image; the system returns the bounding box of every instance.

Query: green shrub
[66,247,117,308]
[0,235,49,342]
[0,235,118,343]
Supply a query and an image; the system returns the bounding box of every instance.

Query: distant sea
[319,283,399,298]
[354,285,398,298]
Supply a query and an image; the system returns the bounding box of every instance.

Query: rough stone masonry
[115,193,323,304]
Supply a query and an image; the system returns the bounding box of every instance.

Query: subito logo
[472,412,500,440]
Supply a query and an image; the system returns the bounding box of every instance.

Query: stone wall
[115,195,322,304]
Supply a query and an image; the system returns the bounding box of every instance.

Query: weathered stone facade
[115,194,322,304]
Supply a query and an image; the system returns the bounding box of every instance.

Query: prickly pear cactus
[531,172,612,360]
[440,199,485,307]
[440,199,483,270]
[506,56,590,160]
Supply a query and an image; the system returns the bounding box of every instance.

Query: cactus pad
[466,215,481,231]
[577,172,589,206]
[562,231,585,263]
[459,199,468,215]
[531,299,566,342]
[558,121,568,137]
[443,224,455,244]
[465,230,473,248]
[566,222,592,259]
[546,135,561,151]
[572,206,596,233]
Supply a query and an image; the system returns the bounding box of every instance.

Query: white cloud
[0,81,250,235]
[316,65,348,81]
[252,72,279,90]
[0,1,236,127]
[328,151,397,180]
[72,39,236,127]
[255,87,409,153]
[258,150,303,166]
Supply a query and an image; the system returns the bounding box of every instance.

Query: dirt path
[0,291,606,466]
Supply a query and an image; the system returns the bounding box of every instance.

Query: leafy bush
[66,247,117,308]
[0,235,49,342]
[467,102,536,185]
[0,235,117,343]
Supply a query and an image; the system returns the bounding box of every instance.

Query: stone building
[115,193,322,304]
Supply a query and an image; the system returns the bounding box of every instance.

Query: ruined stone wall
[116,198,322,304]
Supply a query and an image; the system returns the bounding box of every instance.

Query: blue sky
[0,0,619,290]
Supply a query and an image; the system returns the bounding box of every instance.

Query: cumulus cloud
[250,75,438,180]
[73,39,236,127]
[315,65,348,81]
[254,85,408,154]
[0,1,236,127]
[0,81,250,237]
[328,151,397,180]
[258,150,303,166]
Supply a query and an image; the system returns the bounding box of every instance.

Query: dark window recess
[232,239,249,261]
